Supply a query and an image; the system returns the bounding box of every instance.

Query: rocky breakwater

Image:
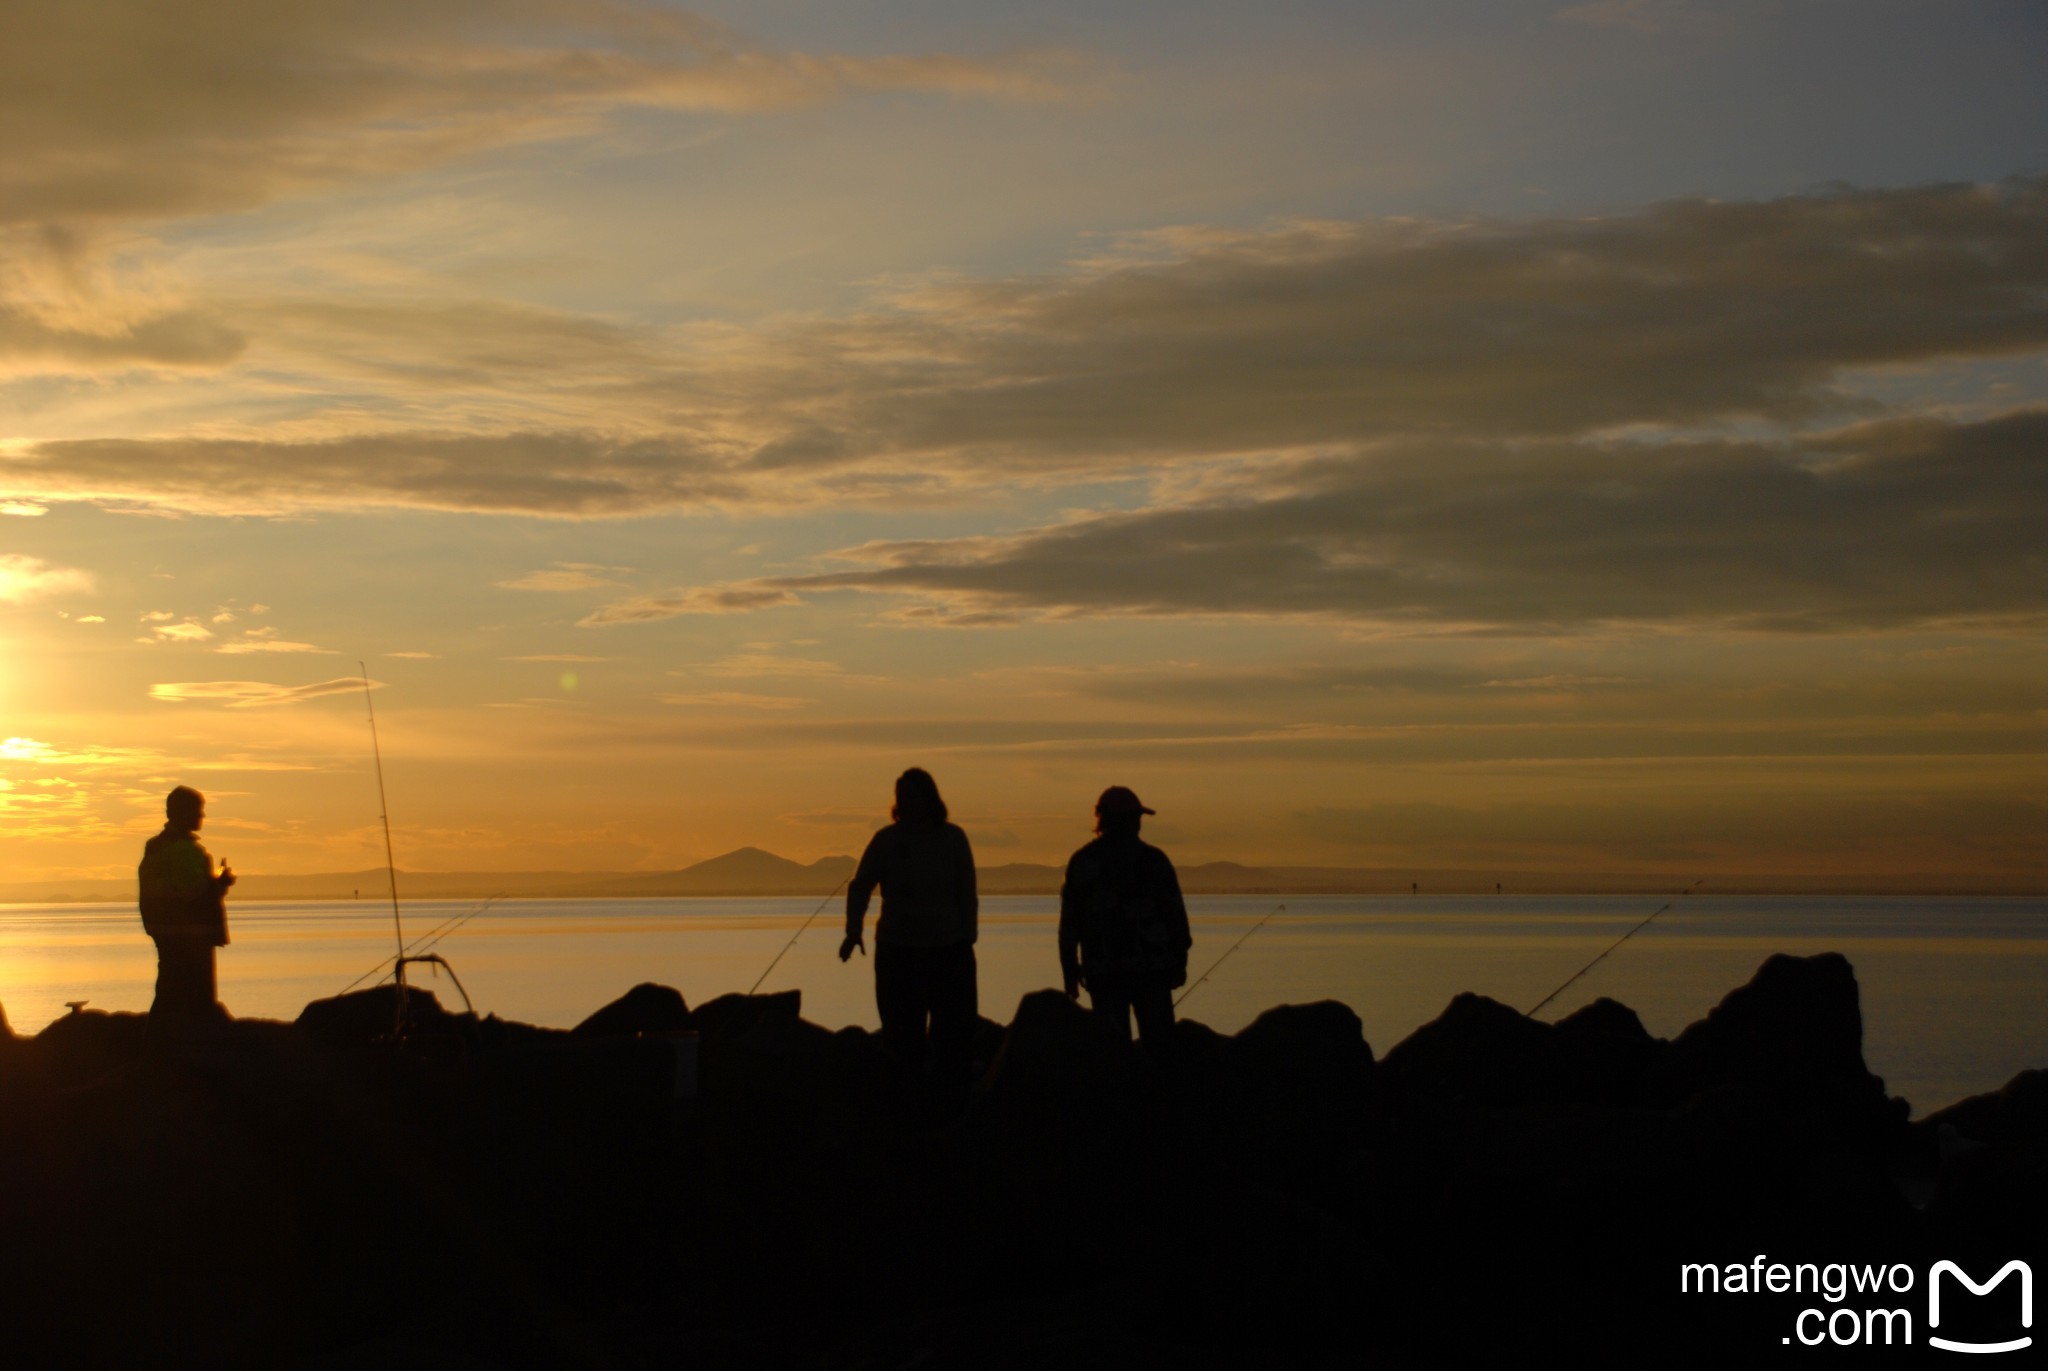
[0,951,2039,1368]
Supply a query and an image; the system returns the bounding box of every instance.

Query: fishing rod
[360,662,405,982]
[1174,902,1285,1010]
[749,874,853,995]
[1525,877,1704,1020]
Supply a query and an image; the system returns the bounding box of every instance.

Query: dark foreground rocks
[0,954,2040,1369]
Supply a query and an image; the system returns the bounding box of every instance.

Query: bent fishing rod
[1175,902,1285,1010]
[1525,877,1704,1020]
[749,874,854,995]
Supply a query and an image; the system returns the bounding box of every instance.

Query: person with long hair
[1059,786,1191,1047]
[840,767,980,1081]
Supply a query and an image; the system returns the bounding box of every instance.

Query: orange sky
[2,1,2044,883]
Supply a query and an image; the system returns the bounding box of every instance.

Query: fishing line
[1525,878,1704,1020]
[749,875,852,995]
[335,893,505,997]
[1174,902,1285,1010]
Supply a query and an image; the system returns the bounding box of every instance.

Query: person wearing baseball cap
[1057,785,1191,1048]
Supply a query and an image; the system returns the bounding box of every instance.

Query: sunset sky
[1,0,2043,882]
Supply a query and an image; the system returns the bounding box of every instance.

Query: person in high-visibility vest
[138,786,235,1019]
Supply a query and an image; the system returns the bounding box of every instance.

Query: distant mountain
[565,848,857,897]
[1,850,2039,905]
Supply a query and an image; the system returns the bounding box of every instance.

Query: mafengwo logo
[1929,1260,2032,1355]
[1679,1257,2033,1350]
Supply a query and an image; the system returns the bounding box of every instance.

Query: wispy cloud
[0,1,1088,230]
[496,562,625,592]
[582,585,802,624]
[148,677,378,708]
[214,639,333,655]
[145,619,214,643]
[0,553,91,602]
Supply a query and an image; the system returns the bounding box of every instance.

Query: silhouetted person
[1059,786,1191,1046]
[139,786,234,1021]
[841,768,978,1082]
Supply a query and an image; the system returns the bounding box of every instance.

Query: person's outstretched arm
[841,831,883,961]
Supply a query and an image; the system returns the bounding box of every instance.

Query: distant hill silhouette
[1,848,2039,903]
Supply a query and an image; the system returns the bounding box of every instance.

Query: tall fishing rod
[749,874,852,995]
[355,663,482,1028]
[1525,878,1704,1020]
[1175,902,1285,1010]
[359,663,405,974]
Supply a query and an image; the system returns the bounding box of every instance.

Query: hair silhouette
[891,767,948,826]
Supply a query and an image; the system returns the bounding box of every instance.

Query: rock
[978,989,1150,1124]
[1650,953,1882,1100]
[1237,1000,1373,1067]
[295,983,461,1045]
[29,1006,149,1068]
[1646,952,1905,1152]
[572,982,692,1037]
[690,989,801,1040]
[1551,996,1665,1105]
[1920,1068,2048,1151]
[1233,1000,1376,1108]
[1380,992,1556,1105]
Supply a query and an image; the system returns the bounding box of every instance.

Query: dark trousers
[1087,975,1176,1046]
[151,936,219,1017]
[874,940,977,1080]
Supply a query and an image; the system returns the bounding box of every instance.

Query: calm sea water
[4,894,2043,1116]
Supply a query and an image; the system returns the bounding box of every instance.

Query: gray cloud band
[748,412,2048,633]
[4,180,2045,634]
[0,0,1080,227]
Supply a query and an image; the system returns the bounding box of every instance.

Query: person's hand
[1063,972,1082,1001]
[838,934,865,962]
[217,862,236,889]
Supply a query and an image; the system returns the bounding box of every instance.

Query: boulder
[1650,953,1878,1101]
[978,989,1150,1125]
[1920,1068,2048,1151]
[1379,992,1556,1105]
[690,989,801,1041]
[1551,996,1665,1105]
[30,1006,149,1069]
[1645,952,1905,1152]
[1233,1000,1376,1107]
[295,983,461,1045]
[572,982,693,1037]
